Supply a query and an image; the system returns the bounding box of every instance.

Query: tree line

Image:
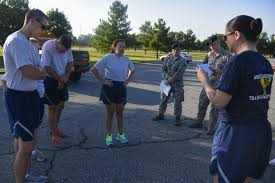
[0,0,274,58]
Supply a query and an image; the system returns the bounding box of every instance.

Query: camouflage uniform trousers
[196,88,219,133]
[158,85,184,117]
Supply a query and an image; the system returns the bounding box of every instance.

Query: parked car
[160,52,192,63]
[69,50,90,82]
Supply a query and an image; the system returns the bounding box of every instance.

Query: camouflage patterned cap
[207,35,218,46]
[172,43,182,49]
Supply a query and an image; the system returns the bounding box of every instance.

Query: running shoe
[116,133,128,144]
[55,127,65,137]
[106,134,113,146]
[269,159,275,166]
[52,135,62,143]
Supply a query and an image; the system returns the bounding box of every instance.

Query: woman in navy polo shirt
[92,39,135,146]
[197,15,273,183]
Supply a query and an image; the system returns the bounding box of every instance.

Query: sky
[29,0,275,40]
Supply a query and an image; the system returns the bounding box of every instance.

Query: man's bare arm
[64,62,73,82]
[44,66,62,82]
[20,65,46,80]
[0,79,7,90]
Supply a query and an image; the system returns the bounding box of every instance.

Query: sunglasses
[35,18,47,30]
[224,32,235,40]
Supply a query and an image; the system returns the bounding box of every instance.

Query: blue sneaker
[116,133,128,144]
[106,134,113,146]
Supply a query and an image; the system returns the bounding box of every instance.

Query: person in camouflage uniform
[189,35,232,135]
[152,43,187,126]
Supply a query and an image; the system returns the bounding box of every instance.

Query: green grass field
[0,46,207,73]
[72,46,207,65]
[72,47,169,63]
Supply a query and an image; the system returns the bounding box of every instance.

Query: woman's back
[219,50,273,123]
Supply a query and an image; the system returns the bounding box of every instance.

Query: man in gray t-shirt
[3,9,48,183]
[41,34,73,143]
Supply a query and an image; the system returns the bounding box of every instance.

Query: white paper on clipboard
[197,64,213,76]
[160,80,171,96]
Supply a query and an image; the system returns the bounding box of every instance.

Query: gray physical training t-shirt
[3,31,41,91]
[41,39,73,77]
[95,54,135,81]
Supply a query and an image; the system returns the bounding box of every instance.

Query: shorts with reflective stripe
[209,120,272,182]
[100,80,127,105]
[5,88,41,141]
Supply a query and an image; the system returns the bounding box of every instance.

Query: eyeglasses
[35,18,47,30]
[224,32,235,40]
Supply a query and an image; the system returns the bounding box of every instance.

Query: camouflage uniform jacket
[161,53,187,87]
[203,48,232,87]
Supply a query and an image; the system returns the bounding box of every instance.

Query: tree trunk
[156,49,159,59]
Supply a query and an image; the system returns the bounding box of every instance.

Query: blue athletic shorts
[209,120,272,183]
[5,88,41,141]
[100,80,127,105]
[44,77,69,105]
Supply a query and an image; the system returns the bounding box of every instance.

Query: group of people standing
[0,8,274,183]
[152,35,232,135]
[1,9,74,183]
[152,15,274,183]
[196,16,274,183]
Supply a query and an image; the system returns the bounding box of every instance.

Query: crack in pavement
[0,151,14,156]
[8,128,210,181]
[42,128,89,179]
[45,152,57,177]
[39,129,211,152]
[80,133,211,150]
[38,128,88,153]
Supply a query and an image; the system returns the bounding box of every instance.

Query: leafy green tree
[72,36,78,45]
[194,40,204,51]
[268,34,275,57]
[175,31,185,44]
[215,34,227,49]
[168,31,185,46]
[127,33,140,50]
[0,0,29,45]
[76,34,92,47]
[182,29,196,51]
[167,31,176,43]
[257,32,270,54]
[137,21,152,54]
[150,19,171,59]
[92,1,131,53]
[46,8,72,38]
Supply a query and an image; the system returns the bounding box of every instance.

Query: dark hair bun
[250,18,262,36]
